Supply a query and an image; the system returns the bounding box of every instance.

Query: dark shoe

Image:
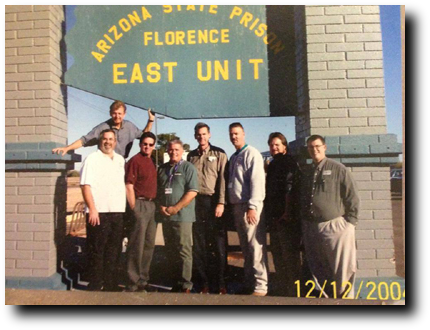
[103,285,123,292]
[87,283,103,291]
[200,286,210,294]
[125,285,139,292]
[142,284,157,292]
[219,287,227,295]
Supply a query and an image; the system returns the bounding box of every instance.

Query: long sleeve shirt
[227,145,265,211]
[187,144,228,204]
[302,157,360,225]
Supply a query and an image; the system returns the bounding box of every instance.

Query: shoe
[252,291,267,297]
[125,285,139,292]
[219,287,227,295]
[103,285,123,292]
[142,284,157,293]
[87,283,103,291]
[181,288,191,294]
[200,286,210,294]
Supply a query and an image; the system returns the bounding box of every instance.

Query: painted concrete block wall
[295,5,387,139]
[5,5,68,285]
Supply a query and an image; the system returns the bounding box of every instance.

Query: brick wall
[295,5,387,139]
[5,5,69,287]
[5,5,67,145]
[351,167,396,277]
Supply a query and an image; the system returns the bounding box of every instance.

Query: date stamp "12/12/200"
[295,280,405,300]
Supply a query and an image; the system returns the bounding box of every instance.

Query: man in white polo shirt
[80,129,126,291]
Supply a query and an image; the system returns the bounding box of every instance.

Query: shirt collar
[314,157,328,171]
[97,149,119,160]
[107,118,124,130]
[198,143,211,155]
[233,144,248,156]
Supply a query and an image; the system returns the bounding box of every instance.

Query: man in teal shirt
[157,139,199,293]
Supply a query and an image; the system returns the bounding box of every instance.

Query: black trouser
[85,213,124,290]
[192,195,227,291]
[269,218,301,296]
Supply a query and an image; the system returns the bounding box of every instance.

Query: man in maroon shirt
[124,132,158,292]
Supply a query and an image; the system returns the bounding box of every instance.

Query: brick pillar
[5,5,80,289]
[291,5,402,280]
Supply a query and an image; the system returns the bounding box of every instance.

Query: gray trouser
[302,216,357,298]
[163,221,193,290]
[232,203,268,294]
[126,200,157,286]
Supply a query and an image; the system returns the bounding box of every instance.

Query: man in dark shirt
[265,132,301,297]
[124,132,157,292]
[302,135,360,298]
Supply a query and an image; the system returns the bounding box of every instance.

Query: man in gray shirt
[302,135,360,298]
[52,100,154,159]
[227,122,268,296]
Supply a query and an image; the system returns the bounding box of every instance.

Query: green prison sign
[65,5,297,119]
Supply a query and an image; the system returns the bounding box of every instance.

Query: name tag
[323,170,332,176]
[228,182,233,189]
[208,156,216,162]
[165,188,173,195]
[174,173,182,176]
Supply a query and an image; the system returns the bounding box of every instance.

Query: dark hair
[140,131,156,144]
[268,132,288,147]
[194,122,210,134]
[99,129,116,140]
[98,129,116,147]
[306,134,326,145]
[110,100,126,113]
[229,122,244,131]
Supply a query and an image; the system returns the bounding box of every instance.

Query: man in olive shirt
[302,135,360,298]
[187,123,228,294]
[158,139,199,293]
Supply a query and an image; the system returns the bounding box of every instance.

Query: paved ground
[5,288,403,305]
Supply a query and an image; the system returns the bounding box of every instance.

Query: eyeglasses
[307,145,324,150]
[142,143,155,147]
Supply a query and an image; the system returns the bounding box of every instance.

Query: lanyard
[166,160,183,188]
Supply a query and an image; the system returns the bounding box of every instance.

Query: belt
[137,197,154,201]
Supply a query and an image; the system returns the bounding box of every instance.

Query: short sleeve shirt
[125,153,157,199]
[80,150,126,213]
[157,161,199,222]
[80,119,142,158]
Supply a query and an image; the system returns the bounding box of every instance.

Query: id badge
[165,188,173,195]
[228,182,233,189]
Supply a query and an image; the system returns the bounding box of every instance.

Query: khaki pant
[302,217,357,298]
[232,203,268,294]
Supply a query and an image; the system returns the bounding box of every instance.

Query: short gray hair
[167,139,183,149]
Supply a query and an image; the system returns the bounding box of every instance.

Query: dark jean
[192,195,227,291]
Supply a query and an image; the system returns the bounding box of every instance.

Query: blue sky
[65,5,402,168]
